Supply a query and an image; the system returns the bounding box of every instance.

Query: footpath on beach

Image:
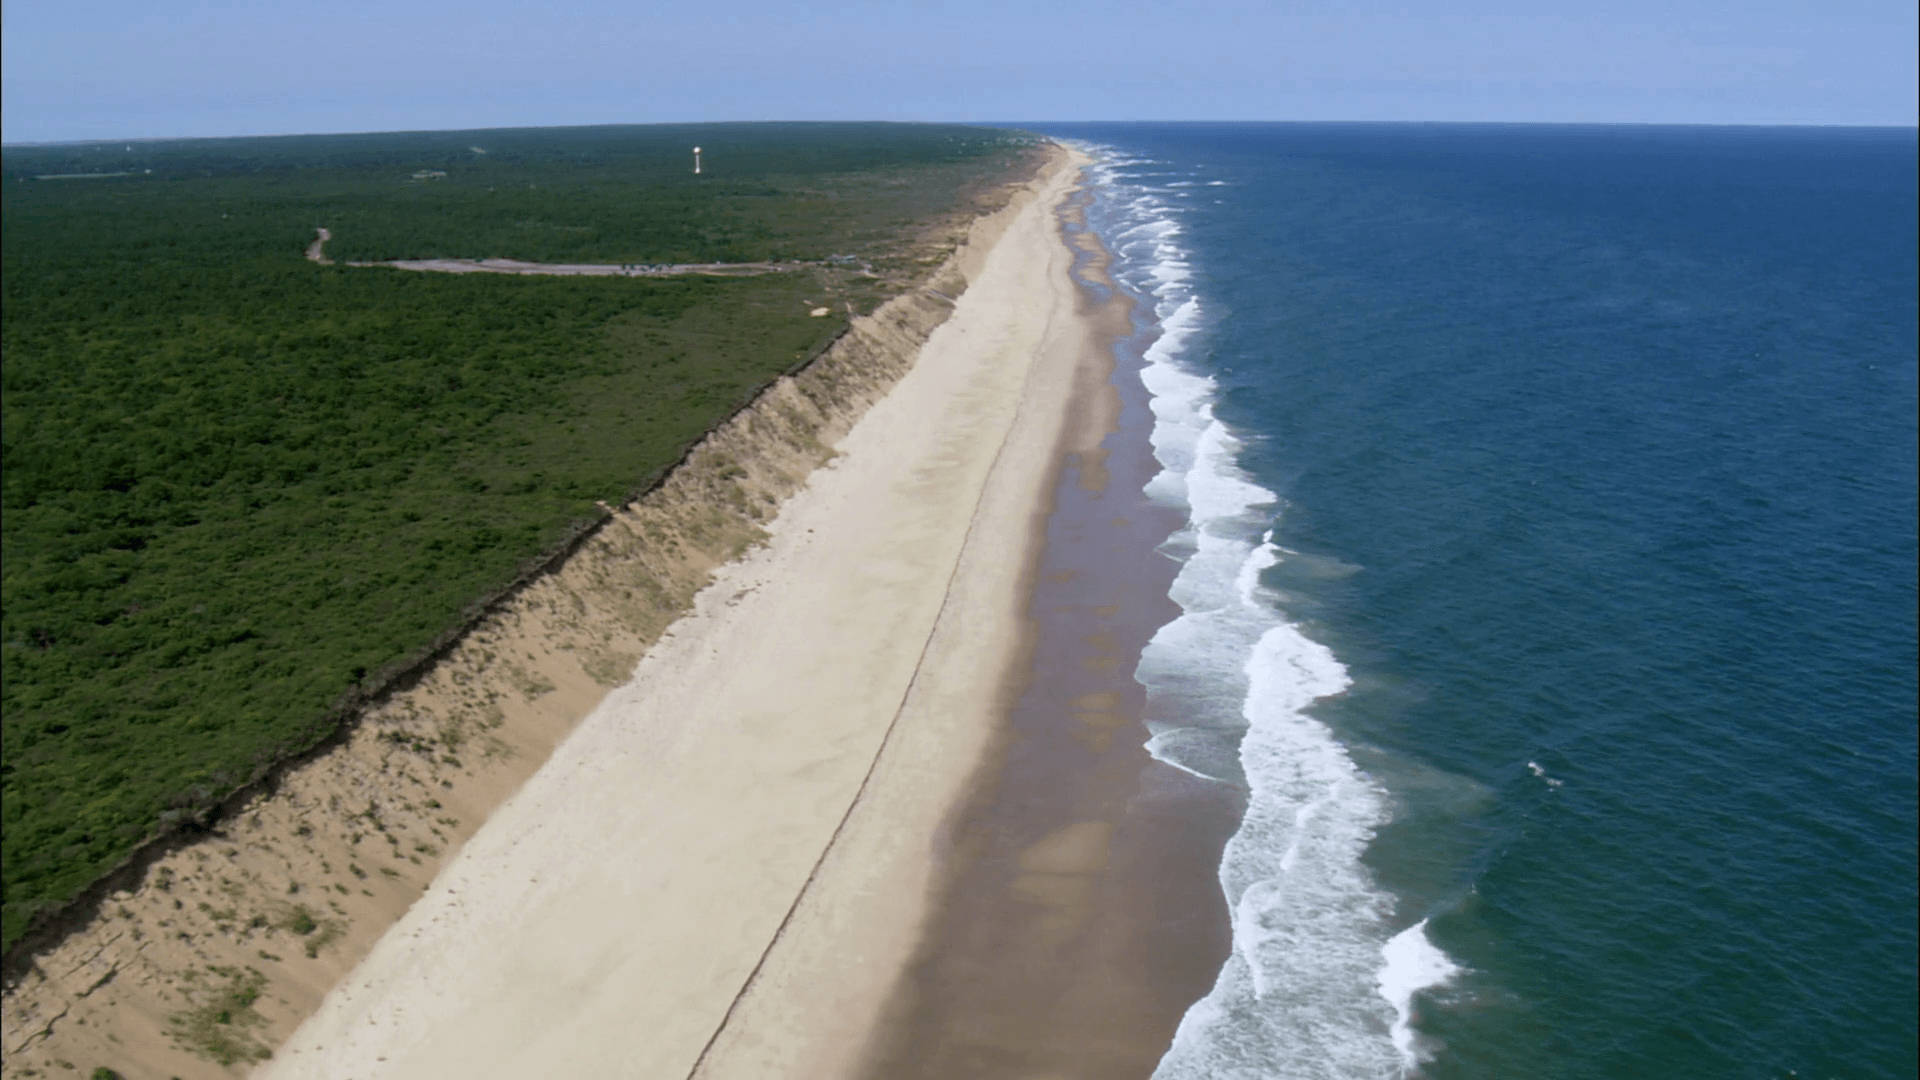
[258,147,1097,1079]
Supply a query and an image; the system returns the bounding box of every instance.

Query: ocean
[1028,123,1918,1078]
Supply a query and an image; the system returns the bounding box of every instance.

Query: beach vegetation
[279,904,317,936]
[167,965,270,1065]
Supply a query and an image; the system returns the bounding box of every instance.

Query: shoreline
[256,146,1096,1077]
[847,169,1240,1079]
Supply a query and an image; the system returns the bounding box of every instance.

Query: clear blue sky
[3,0,1914,142]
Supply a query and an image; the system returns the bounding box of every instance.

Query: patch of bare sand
[303,227,331,264]
[0,152,1066,1080]
[303,227,803,278]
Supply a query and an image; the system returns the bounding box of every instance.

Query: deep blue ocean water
[1030,123,1918,1078]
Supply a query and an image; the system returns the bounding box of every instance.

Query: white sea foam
[1378,919,1461,1069]
[1119,218,1181,242]
[1074,145,1461,1078]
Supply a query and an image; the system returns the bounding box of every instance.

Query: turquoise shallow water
[1032,123,1918,1078]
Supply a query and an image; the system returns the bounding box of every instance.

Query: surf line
[1075,143,1463,1077]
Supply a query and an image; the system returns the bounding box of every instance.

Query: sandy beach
[843,181,1238,1080]
[258,146,1108,1078]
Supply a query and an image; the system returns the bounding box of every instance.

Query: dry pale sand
[257,148,1097,1079]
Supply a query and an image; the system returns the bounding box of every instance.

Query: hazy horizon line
[7,116,1917,149]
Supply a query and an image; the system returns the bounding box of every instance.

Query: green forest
[1,122,1040,953]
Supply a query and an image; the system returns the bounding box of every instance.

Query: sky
[3,0,1915,142]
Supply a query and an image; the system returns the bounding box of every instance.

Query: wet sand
[850,186,1241,1079]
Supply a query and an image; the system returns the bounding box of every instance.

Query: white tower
[693,146,702,175]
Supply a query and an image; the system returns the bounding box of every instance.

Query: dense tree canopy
[1,122,1038,951]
